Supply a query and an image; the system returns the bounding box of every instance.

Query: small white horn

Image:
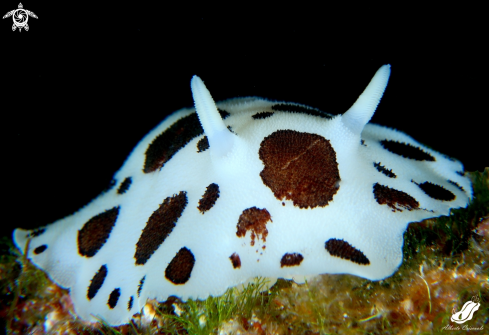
[342,64,391,135]
[191,76,235,157]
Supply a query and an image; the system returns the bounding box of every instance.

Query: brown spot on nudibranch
[33,245,47,254]
[373,183,419,212]
[134,192,188,265]
[108,288,120,309]
[117,177,132,194]
[280,253,304,267]
[271,104,332,119]
[128,296,134,311]
[78,207,119,257]
[252,111,274,119]
[165,247,195,285]
[144,113,203,173]
[236,207,271,246]
[380,140,435,161]
[325,238,370,265]
[197,136,209,153]
[28,228,46,238]
[198,183,220,213]
[373,162,396,178]
[448,180,465,192]
[137,276,145,297]
[259,130,340,209]
[218,109,230,119]
[87,265,108,300]
[414,181,456,201]
[229,253,241,269]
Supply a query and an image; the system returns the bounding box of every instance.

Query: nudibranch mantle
[14,65,472,325]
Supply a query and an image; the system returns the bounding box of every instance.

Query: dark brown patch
[325,238,370,265]
[414,181,456,201]
[135,192,188,265]
[117,177,132,194]
[448,180,465,192]
[108,288,120,309]
[360,139,367,146]
[271,103,332,119]
[259,130,340,209]
[165,247,195,284]
[229,253,241,269]
[144,113,203,173]
[197,136,209,153]
[33,245,47,254]
[236,207,272,246]
[373,162,396,178]
[28,228,46,238]
[137,276,145,297]
[380,140,435,161]
[87,265,108,300]
[227,125,236,134]
[128,296,134,310]
[252,112,274,119]
[280,253,304,267]
[218,109,230,119]
[373,183,419,212]
[78,207,119,257]
[197,183,220,213]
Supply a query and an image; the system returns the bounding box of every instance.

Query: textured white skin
[13,65,472,325]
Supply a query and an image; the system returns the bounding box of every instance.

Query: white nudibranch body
[14,65,472,325]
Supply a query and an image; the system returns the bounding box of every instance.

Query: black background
[1,3,487,240]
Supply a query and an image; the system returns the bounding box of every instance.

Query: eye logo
[3,3,38,32]
[451,296,481,324]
